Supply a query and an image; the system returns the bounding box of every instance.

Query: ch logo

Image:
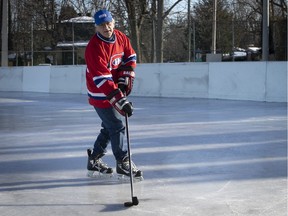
[112,57,122,66]
[109,52,124,70]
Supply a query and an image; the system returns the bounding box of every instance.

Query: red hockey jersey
[85,29,137,108]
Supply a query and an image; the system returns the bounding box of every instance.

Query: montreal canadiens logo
[110,53,124,69]
[112,57,122,66]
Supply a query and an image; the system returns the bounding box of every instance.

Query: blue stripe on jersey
[93,75,113,88]
[87,92,107,100]
[122,54,137,65]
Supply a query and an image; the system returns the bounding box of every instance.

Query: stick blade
[124,197,139,207]
[132,196,139,205]
[124,202,133,207]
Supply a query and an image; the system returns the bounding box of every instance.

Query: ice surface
[0,92,287,216]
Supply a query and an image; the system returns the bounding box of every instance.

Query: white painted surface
[266,62,287,102]
[80,67,87,94]
[0,62,287,102]
[0,67,23,91]
[132,63,162,97]
[133,63,209,98]
[159,63,209,98]
[208,62,266,101]
[50,66,82,93]
[23,66,50,92]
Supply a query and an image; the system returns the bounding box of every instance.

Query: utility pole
[262,0,269,61]
[31,23,34,66]
[211,0,217,54]
[188,0,191,62]
[72,21,75,65]
[232,0,235,61]
[193,21,196,62]
[1,0,8,66]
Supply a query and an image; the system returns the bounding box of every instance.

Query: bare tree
[114,0,184,63]
[269,0,287,60]
[123,0,148,63]
[154,0,183,63]
[4,0,286,66]
[236,0,287,60]
[67,0,113,15]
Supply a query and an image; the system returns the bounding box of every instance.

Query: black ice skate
[117,156,143,182]
[87,149,113,178]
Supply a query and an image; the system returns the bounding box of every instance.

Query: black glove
[117,70,135,96]
[107,89,133,117]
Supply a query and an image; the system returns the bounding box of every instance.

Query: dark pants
[92,106,127,161]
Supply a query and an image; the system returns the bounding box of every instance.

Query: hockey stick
[123,113,139,207]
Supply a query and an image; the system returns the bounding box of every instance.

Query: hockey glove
[117,70,135,96]
[107,89,133,117]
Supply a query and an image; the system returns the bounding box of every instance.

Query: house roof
[56,41,89,48]
[61,16,94,23]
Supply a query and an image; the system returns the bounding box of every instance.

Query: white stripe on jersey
[87,89,106,97]
[93,74,113,88]
[93,74,112,81]
[97,79,107,88]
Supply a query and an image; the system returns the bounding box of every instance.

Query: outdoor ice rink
[0,91,287,216]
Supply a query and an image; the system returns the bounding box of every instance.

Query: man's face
[96,21,114,38]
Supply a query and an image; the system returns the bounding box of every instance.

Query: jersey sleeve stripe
[87,91,106,100]
[93,75,113,88]
[122,54,137,65]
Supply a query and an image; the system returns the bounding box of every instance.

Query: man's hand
[118,70,135,96]
[107,89,133,117]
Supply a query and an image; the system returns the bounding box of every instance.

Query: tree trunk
[156,0,164,63]
[124,0,142,63]
[151,0,157,62]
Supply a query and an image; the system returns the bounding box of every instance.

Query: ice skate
[116,156,143,182]
[86,149,113,179]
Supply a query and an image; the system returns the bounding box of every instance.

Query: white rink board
[0,62,287,102]
[266,62,287,102]
[80,67,87,94]
[23,66,50,92]
[50,66,82,93]
[160,63,209,98]
[133,63,209,98]
[208,62,266,101]
[0,67,23,91]
[132,63,163,97]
